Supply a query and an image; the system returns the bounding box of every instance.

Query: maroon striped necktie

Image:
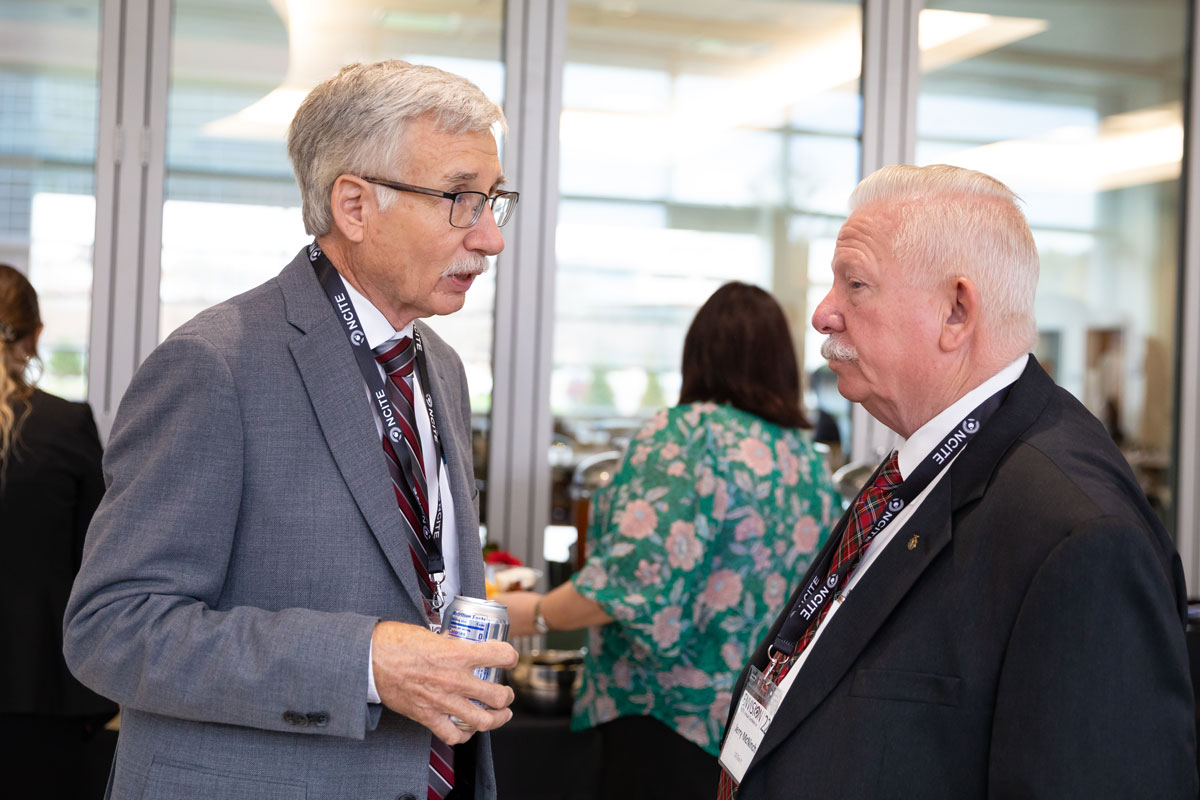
[373,334,455,800]
[374,336,438,609]
[717,452,902,799]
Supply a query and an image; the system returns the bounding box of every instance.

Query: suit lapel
[279,252,429,618]
[740,357,1056,777]
[724,490,857,739]
[751,484,955,766]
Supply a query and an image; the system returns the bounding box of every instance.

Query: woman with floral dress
[499,282,838,799]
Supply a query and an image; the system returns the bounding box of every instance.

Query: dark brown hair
[678,281,809,429]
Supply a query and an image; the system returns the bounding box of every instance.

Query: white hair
[849,164,1040,359]
[287,60,507,236]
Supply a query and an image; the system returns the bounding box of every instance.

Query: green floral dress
[570,402,838,755]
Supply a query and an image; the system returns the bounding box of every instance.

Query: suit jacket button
[282,711,307,726]
[308,712,330,727]
[398,795,417,800]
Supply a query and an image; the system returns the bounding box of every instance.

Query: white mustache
[820,336,858,362]
[442,256,489,279]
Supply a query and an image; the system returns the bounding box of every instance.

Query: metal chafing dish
[505,648,586,716]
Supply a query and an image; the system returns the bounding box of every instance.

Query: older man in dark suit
[718,164,1196,799]
[65,61,519,799]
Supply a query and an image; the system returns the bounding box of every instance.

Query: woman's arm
[495,583,614,637]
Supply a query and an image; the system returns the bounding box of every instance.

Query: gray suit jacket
[64,247,495,800]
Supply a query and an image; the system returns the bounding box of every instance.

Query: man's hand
[371,622,519,744]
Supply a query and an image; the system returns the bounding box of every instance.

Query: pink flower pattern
[737,437,774,476]
[710,691,733,723]
[619,499,658,539]
[713,478,729,521]
[651,605,682,649]
[792,515,820,553]
[775,439,800,486]
[721,642,744,670]
[735,511,765,542]
[568,402,837,756]
[637,408,669,438]
[660,665,710,689]
[751,542,772,571]
[700,569,743,612]
[764,573,787,607]
[613,660,632,690]
[665,521,702,570]
[635,558,662,586]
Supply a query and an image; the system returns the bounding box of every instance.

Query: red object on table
[484,550,523,566]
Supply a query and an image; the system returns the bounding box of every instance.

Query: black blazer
[724,358,1196,799]
[0,388,116,717]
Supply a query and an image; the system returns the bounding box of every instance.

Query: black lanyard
[309,242,446,574]
[770,387,1009,659]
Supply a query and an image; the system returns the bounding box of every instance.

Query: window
[0,0,101,400]
[161,0,505,518]
[551,1,865,529]
[917,0,1189,527]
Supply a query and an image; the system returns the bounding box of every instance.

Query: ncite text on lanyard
[308,241,448,615]
[717,386,1008,790]
[765,387,1007,680]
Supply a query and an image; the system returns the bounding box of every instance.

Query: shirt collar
[339,278,413,349]
[895,354,1028,479]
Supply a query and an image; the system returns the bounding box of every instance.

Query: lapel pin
[907,535,919,551]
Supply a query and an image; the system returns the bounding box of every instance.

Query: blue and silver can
[443,595,510,729]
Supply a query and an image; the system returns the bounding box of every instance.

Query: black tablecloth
[491,707,601,800]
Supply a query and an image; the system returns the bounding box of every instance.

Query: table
[490,707,602,800]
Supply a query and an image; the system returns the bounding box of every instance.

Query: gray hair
[287,60,507,236]
[849,163,1040,359]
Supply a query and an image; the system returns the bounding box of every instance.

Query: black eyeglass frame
[359,176,519,228]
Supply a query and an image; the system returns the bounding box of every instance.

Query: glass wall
[550,0,865,532]
[916,0,1189,528]
[8,0,1196,573]
[161,0,505,516]
[0,0,101,400]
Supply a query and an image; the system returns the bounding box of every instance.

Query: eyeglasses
[360,176,519,228]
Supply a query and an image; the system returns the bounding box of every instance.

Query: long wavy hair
[0,263,41,462]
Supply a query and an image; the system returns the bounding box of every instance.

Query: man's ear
[940,276,979,353]
[329,175,369,243]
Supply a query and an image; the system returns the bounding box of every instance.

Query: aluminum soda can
[442,595,510,730]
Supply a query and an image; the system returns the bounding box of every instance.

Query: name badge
[719,665,780,785]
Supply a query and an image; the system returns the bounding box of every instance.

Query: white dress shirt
[772,354,1028,698]
[340,280,461,704]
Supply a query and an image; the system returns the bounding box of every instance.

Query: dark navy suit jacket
[725,358,1196,799]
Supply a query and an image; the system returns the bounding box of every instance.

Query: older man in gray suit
[64,61,519,800]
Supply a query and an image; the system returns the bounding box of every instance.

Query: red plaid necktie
[790,449,901,657]
[373,335,454,800]
[717,452,902,799]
